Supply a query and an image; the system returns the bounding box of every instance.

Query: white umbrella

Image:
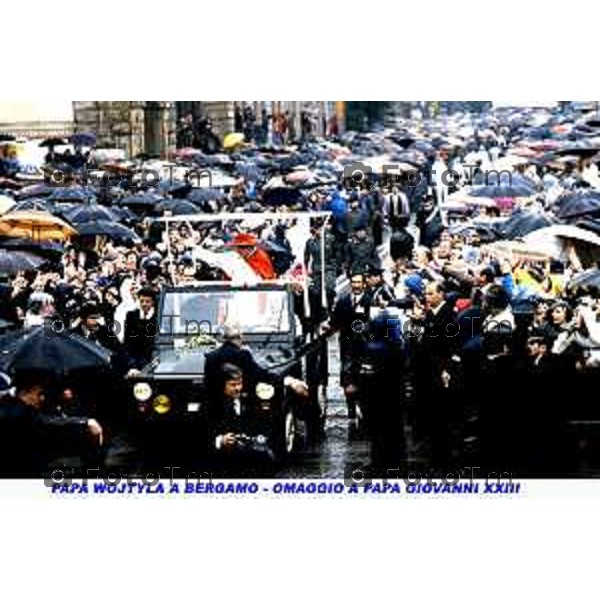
[524,225,600,262]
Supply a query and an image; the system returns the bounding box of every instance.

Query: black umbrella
[470,175,537,198]
[48,187,95,203]
[17,183,54,199]
[119,193,162,208]
[554,141,600,157]
[501,210,556,239]
[555,191,600,219]
[69,132,96,147]
[0,237,64,256]
[76,220,140,243]
[156,199,200,216]
[575,218,600,236]
[62,204,122,224]
[7,327,111,376]
[11,198,56,213]
[0,250,45,274]
[388,133,415,149]
[262,187,304,207]
[156,180,192,198]
[39,137,68,148]
[187,188,225,204]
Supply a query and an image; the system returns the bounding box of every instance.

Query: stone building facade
[73,101,177,157]
[72,101,346,157]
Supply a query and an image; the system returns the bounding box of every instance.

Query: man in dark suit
[207,363,259,451]
[410,280,460,469]
[330,272,371,418]
[206,363,274,474]
[71,303,118,352]
[204,326,307,402]
[0,372,103,476]
[123,288,158,370]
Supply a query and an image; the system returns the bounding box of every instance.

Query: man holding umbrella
[0,371,103,476]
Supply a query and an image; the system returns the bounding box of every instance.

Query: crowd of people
[1,102,600,476]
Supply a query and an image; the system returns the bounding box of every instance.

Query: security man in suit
[204,325,308,402]
[123,287,158,370]
[0,372,103,477]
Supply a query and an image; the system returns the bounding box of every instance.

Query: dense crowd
[1,103,600,476]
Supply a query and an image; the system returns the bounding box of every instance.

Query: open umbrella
[223,132,245,151]
[17,183,54,199]
[470,181,536,199]
[62,204,122,224]
[155,180,192,197]
[0,195,15,215]
[575,218,600,237]
[75,220,140,243]
[156,199,200,216]
[501,210,556,239]
[48,187,95,203]
[567,269,600,293]
[0,210,76,242]
[555,191,600,219]
[262,187,304,207]
[39,137,68,148]
[0,250,45,274]
[0,178,22,191]
[119,193,162,208]
[188,188,225,204]
[0,237,64,257]
[11,198,56,213]
[7,327,111,376]
[69,132,97,147]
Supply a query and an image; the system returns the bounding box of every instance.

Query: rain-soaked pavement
[273,335,372,478]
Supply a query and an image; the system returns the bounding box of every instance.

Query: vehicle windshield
[160,289,291,336]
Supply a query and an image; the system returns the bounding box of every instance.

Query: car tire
[283,406,298,455]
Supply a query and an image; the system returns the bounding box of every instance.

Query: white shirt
[214,399,242,449]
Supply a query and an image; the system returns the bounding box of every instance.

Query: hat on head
[404,273,424,297]
[365,263,384,276]
[228,233,258,247]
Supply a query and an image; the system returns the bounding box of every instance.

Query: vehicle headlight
[153,395,171,414]
[256,382,275,400]
[133,383,152,402]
